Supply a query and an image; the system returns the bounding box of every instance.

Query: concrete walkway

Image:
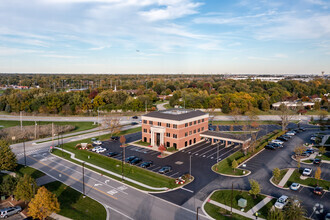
[208,199,265,220]
[156,101,169,110]
[50,213,72,220]
[36,175,56,186]
[278,168,295,187]
[246,196,273,216]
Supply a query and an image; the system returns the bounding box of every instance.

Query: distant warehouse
[141,109,209,150]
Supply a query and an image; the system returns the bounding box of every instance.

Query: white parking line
[151,166,162,171]
[169,171,180,177]
[181,188,194,193]
[207,145,232,158]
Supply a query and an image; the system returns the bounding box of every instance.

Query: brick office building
[141,109,209,150]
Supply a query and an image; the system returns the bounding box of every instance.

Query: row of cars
[265,128,305,150]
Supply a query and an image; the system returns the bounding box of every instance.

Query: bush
[75,144,82,149]
[166,147,177,152]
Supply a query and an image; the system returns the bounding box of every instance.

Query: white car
[275,195,289,209]
[92,146,102,152]
[93,140,102,145]
[290,183,301,191]
[96,148,106,153]
[286,131,296,136]
[271,139,284,145]
[302,168,312,176]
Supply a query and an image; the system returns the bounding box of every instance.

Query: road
[156,101,169,110]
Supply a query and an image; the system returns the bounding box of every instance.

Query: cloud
[248,56,272,61]
[274,53,288,58]
[41,54,81,59]
[0,47,42,56]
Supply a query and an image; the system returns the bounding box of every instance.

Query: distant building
[141,109,209,149]
[271,101,315,110]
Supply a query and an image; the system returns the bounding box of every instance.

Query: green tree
[0,175,18,196]
[232,159,238,173]
[0,139,17,171]
[273,168,281,182]
[261,99,270,111]
[14,174,37,203]
[297,157,301,169]
[268,208,284,220]
[284,199,306,220]
[28,186,60,220]
[249,179,261,199]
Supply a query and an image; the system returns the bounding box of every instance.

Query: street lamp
[23,138,26,167]
[196,207,201,220]
[189,155,192,180]
[82,162,85,196]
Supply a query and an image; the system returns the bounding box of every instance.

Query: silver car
[0,206,22,218]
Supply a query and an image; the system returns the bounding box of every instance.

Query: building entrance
[156,133,160,146]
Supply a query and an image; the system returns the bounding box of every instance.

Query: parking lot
[0,201,24,220]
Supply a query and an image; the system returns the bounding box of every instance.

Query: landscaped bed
[271,169,288,185]
[285,169,330,189]
[204,203,250,220]
[44,181,106,220]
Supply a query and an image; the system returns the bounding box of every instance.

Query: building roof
[200,130,251,143]
[143,108,207,121]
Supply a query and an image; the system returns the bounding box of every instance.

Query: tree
[268,208,284,220]
[297,157,301,169]
[261,100,270,111]
[102,117,120,136]
[319,110,327,122]
[0,139,17,171]
[279,104,292,131]
[273,168,281,182]
[230,108,241,124]
[232,159,238,172]
[158,144,166,156]
[249,179,261,199]
[315,167,321,182]
[293,146,306,158]
[0,175,18,196]
[284,198,306,220]
[14,174,37,203]
[319,146,326,155]
[215,125,220,132]
[28,186,60,220]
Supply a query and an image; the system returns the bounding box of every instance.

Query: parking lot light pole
[217,142,219,162]
[196,207,201,220]
[189,155,192,179]
[82,162,85,197]
[23,139,26,166]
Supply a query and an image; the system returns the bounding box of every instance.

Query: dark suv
[125,156,136,163]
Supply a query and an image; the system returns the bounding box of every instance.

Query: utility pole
[196,207,201,220]
[217,142,219,162]
[231,182,233,218]
[97,107,100,139]
[120,136,126,181]
[82,162,85,196]
[34,121,37,140]
[189,154,192,179]
[52,123,54,147]
[145,100,147,113]
[20,111,23,131]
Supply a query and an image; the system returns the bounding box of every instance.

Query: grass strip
[272,169,288,185]
[44,181,106,220]
[204,203,250,220]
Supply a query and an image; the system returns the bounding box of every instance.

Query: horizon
[1,0,330,74]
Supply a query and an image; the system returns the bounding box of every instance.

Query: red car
[313,187,324,196]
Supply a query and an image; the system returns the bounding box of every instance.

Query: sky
[0,0,330,74]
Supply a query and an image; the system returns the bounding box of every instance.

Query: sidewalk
[278,168,295,188]
[246,196,273,216]
[208,199,265,220]
[50,213,72,220]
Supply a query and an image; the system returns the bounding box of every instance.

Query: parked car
[93,140,102,145]
[158,166,172,174]
[111,136,119,141]
[277,136,289,142]
[0,206,22,218]
[270,142,283,148]
[132,116,138,119]
[290,183,301,191]
[92,146,103,152]
[286,131,296,136]
[306,149,315,154]
[313,186,324,196]
[275,195,289,209]
[96,147,106,153]
[131,122,139,125]
[293,129,301,133]
[91,137,98,142]
[313,158,321,165]
[301,152,310,157]
[140,161,153,168]
[125,156,136,163]
[265,145,276,150]
[302,168,312,176]
[107,152,118,157]
[271,139,284,145]
[325,213,330,220]
[130,157,142,165]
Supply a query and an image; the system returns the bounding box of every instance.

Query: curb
[201,191,214,220]
[269,176,290,190]
[291,155,314,165]
[211,166,251,177]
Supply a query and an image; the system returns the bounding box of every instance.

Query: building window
[166,123,170,128]
[189,131,192,135]
[189,122,192,126]
[189,140,192,145]
[194,121,196,125]
[173,134,177,138]
[185,123,188,127]
[158,122,161,126]
[194,129,196,134]
[149,121,153,125]
[173,124,177,129]
[173,143,177,149]
[166,133,170,137]
[143,129,147,133]
[166,142,170,147]
[198,128,200,132]
[201,127,204,131]
[185,141,187,147]
[194,138,196,143]
[144,137,147,142]
[143,120,147,124]
[198,120,200,123]
[149,130,151,133]
[202,119,204,122]
[185,132,188,137]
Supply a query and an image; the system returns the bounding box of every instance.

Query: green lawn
[258,198,276,219]
[210,190,265,212]
[44,181,106,220]
[134,140,150,146]
[272,169,288,185]
[212,151,247,176]
[204,203,250,220]
[317,152,330,161]
[13,164,45,179]
[285,169,330,189]
[0,120,97,133]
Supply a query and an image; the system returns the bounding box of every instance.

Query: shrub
[75,144,82,149]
